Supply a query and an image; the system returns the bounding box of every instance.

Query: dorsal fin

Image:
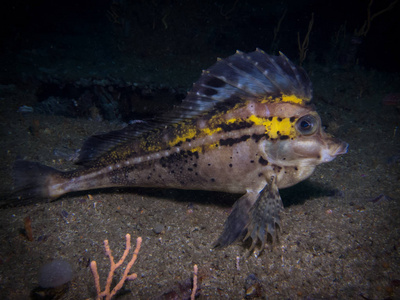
[76,121,152,165]
[77,49,312,165]
[173,49,312,122]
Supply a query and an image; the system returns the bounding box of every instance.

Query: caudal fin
[10,160,63,205]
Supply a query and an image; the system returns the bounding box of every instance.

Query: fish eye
[296,115,318,135]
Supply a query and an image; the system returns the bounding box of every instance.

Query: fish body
[12,49,348,249]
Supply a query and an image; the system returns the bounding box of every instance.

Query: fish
[11,49,348,251]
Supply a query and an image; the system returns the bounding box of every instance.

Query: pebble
[153,223,164,234]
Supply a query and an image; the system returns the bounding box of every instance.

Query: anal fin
[244,176,284,252]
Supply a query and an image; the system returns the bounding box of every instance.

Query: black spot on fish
[193,163,197,167]
[280,135,289,140]
[212,95,242,113]
[220,120,254,132]
[251,133,265,143]
[277,117,282,122]
[290,116,296,122]
[272,165,282,172]
[294,166,298,170]
[205,77,226,88]
[203,87,218,96]
[229,163,232,167]
[220,135,250,147]
[250,160,254,163]
[211,178,215,182]
[188,168,193,171]
[268,117,273,121]
[160,152,181,166]
[258,157,269,166]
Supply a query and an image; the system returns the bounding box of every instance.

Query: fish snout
[320,138,348,163]
[332,139,348,156]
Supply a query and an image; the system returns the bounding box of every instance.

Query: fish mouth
[333,140,349,156]
[320,139,348,163]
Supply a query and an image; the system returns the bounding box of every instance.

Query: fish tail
[11,160,63,205]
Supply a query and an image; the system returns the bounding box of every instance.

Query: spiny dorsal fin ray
[77,49,312,164]
[186,49,312,107]
[162,49,312,123]
[248,49,311,99]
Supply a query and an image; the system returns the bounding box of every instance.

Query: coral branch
[90,234,142,300]
[270,9,287,54]
[297,13,314,66]
[219,0,239,20]
[355,0,398,37]
[191,264,198,300]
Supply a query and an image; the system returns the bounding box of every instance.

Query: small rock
[153,223,164,234]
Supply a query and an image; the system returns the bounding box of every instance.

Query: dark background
[1,0,399,77]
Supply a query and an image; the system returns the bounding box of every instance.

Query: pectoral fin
[214,176,283,250]
[244,176,283,252]
[213,191,258,248]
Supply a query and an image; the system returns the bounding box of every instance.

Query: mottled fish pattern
[11,49,348,251]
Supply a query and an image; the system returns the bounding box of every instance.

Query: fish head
[278,111,347,163]
[264,108,348,187]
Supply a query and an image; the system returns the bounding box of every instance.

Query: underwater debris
[17,105,34,113]
[23,216,34,241]
[367,194,394,204]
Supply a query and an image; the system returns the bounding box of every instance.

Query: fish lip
[320,140,348,163]
[334,141,349,156]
